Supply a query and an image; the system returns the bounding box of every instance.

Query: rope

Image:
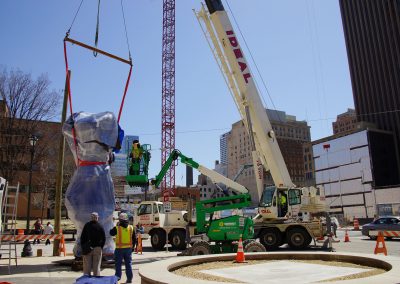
[66,0,84,36]
[93,0,101,57]
[120,0,132,60]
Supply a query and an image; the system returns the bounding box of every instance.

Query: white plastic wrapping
[63,111,118,257]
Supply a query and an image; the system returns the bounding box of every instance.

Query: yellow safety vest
[132,144,143,159]
[115,225,133,249]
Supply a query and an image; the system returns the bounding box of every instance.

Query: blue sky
[0,0,353,186]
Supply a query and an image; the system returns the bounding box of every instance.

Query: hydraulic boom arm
[151,149,248,195]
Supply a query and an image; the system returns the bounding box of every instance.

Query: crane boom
[196,0,295,196]
[151,149,249,195]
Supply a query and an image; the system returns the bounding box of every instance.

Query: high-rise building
[220,131,230,165]
[339,0,400,168]
[226,109,311,205]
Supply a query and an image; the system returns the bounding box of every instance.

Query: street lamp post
[26,134,38,231]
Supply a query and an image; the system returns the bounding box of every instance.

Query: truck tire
[259,228,282,250]
[242,239,254,248]
[170,230,186,250]
[244,241,266,252]
[190,241,211,255]
[287,227,311,250]
[151,230,166,250]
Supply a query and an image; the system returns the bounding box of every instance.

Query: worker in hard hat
[279,192,288,217]
[109,212,135,283]
[129,140,143,175]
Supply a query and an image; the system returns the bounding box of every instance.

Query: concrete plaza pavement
[0,229,399,283]
[0,239,179,284]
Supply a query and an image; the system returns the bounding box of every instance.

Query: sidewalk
[0,239,178,284]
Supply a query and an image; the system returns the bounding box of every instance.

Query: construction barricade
[369,230,400,239]
[0,233,66,256]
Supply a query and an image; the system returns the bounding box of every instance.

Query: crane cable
[66,0,84,36]
[121,0,132,61]
[63,0,133,165]
[93,0,101,57]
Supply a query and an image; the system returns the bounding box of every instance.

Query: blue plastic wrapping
[75,275,119,284]
[63,111,119,257]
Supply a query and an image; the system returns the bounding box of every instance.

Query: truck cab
[134,201,188,250]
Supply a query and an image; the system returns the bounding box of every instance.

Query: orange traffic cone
[137,234,143,255]
[374,231,387,255]
[58,233,66,256]
[344,229,350,242]
[234,237,246,263]
[353,218,360,231]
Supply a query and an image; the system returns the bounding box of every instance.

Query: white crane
[195,0,326,220]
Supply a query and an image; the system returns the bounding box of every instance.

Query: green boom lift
[151,149,266,254]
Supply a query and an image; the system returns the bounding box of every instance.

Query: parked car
[361,216,400,239]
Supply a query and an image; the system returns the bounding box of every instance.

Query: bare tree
[0,68,61,183]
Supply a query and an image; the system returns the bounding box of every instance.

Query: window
[137,204,152,215]
[288,189,301,205]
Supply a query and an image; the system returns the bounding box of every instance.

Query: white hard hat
[91,212,99,219]
[119,212,128,221]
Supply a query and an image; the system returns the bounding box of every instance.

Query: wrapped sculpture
[63,111,122,257]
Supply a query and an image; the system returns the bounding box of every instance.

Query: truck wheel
[170,230,186,250]
[242,239,254,248]
[259,228,282,250]
[287,227,311,250]
[244,241,266,252]
[151,230,166,250]
[190,241,211,255]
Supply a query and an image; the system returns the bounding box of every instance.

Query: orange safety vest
[115,225,133,249]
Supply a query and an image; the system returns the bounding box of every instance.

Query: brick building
[225,109,311,205]
[332,108,358,135]
[0,99,75,219]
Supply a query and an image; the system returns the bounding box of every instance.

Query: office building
[220,131,230,165]
[313,129,400,220]
[339,0,400,170]
[226,109,311,205]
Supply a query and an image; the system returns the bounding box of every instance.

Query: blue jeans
[114,248,133,282]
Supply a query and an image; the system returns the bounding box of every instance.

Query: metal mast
[161,0,176,201]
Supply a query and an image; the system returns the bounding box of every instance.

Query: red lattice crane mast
[161,0,176,201]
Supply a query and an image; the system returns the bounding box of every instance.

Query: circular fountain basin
[139,252,400,284]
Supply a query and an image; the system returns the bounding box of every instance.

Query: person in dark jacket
[80,212,106,276]
[110,213,135,283]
